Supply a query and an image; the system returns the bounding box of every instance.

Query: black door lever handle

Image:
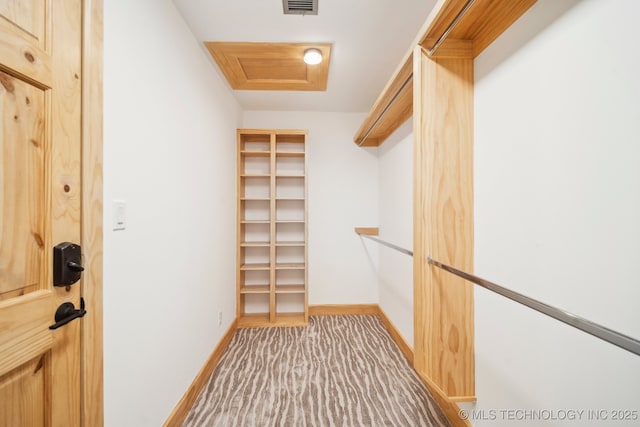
[49,298,86,330]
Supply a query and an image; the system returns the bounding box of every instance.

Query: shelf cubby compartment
[276,177,305,199]
[275,293,306,325]
[276,269,304,294]
[241,199,270,221]
[242,154,270,175]
[276,156,305,176]
[242,293,270,315]
[275,133,305,156]
[276,246,304,264]
[276,199,304,221]
[276,221,305,243]
[240,133,270,154]
[241,222,270,244]
[242,269,270,285]
[242,246,269,264]
[241,177,270,199]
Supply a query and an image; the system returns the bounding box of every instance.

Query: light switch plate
[113,200,126,231]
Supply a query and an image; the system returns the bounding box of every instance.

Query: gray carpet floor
[183,315,451,426]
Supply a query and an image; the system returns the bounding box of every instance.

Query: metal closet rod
[356,74,413,146]
[358,233,413,256]
[425,0,476,56]
[356,0,475,146]
[428,258,640,357]
[355,231,640,357]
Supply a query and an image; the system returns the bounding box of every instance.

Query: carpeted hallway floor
[183,315,451,426]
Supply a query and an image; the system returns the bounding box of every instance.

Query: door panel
[0,70,45,300]
[0,0,51,88]
[0,0,82,425]
[0,0,46,44]
[0,354,49,427]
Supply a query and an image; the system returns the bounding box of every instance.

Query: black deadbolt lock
[53,242,84,286]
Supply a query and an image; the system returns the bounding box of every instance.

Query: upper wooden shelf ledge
[353,0,536,147]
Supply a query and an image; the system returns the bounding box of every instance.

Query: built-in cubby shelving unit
[236,129,308,328]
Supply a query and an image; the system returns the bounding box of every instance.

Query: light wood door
[0,0,83,425]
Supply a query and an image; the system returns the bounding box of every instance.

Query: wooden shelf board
[240,242,270,247]
[274,313,307,327]
[240,285,270,294]
[241,174,271,178]
[355,227,379,236]
[240,197,270,201]
[276,197,305,201]
[275,285,305,294]
[237,313,270,328]
[240,263,270,271]
[275,151,305,157]
[275,241,305,247]
[275,263,305,270]
[276,174,305,178]
[240,220,270,224]
[237,313,308,328]
[240,150,270,157]
[276,220,305,224]
[275,133,306,143]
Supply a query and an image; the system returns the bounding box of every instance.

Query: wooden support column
[413,42,475,401]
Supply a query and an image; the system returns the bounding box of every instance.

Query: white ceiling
[172,0,437,112]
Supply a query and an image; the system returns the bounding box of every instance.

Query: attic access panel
[205,42,331,91]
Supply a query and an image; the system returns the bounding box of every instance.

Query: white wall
[104,1,241,425]
[468,0,640,425]
[378,121,414,346]
[243,111,380,305]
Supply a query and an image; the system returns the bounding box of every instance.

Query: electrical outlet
[218,311,222,326]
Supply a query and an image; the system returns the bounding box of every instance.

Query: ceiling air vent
[283,0,318,15]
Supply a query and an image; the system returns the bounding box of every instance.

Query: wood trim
[235,132,243,319]
[353,0,536,147]
[163,319,238,427]
[416,371,473,427]
[420,39,474,58]
[303,138,309,322]
[80,0,104,425]
[309,304,379,316]
[353,54,413,147]
[354,227,379,236]
[269,132,276,323]
[375,306,413,364]
[418,0,537,58]
[205,42,332,91]
[238,313,308,328]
